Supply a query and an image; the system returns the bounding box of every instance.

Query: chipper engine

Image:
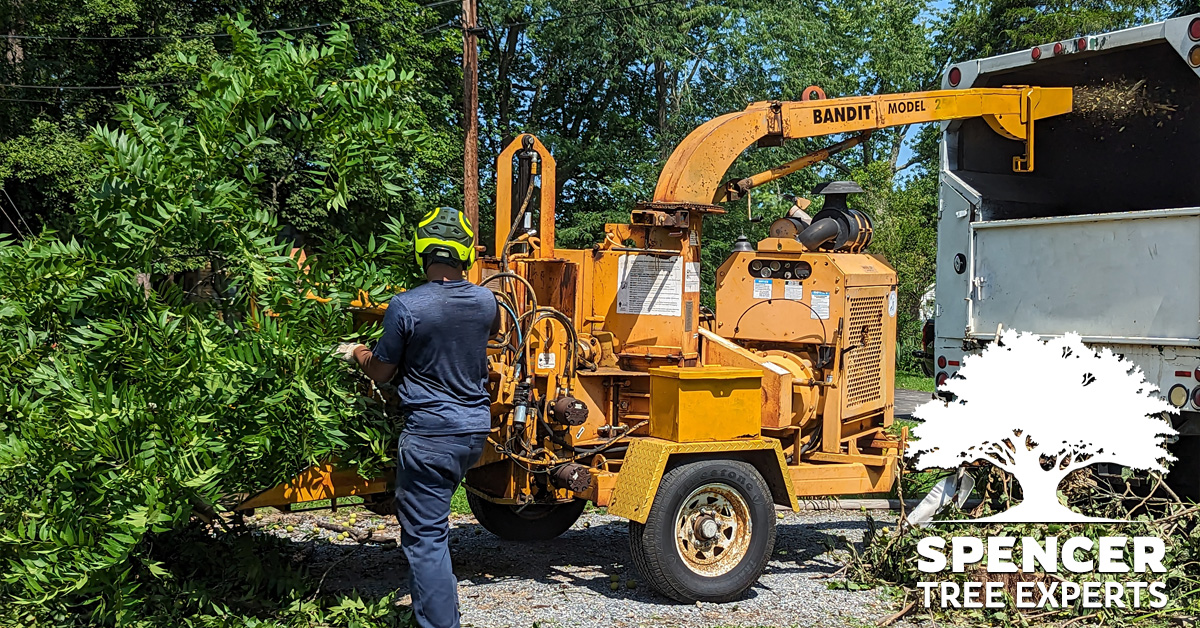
[238,85,1073,602]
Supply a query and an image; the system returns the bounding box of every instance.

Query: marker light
[937,356,947,369]
[1077,37,1088,51]
[1192,386,1200,409]
[1031,47,1042,60]
[1194,366,1200,380]
[1190,45,1200,67]
[1191,18,1200,41]
[1053,42,1064,55]
[948,67,962,87]
[1169,384,1189,408]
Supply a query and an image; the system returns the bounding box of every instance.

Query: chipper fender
[608,437,798,523]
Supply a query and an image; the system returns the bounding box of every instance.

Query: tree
[935,0,1164,62]
[911,331,1176,522]
[0,0,461,240]
[0,20,424,621]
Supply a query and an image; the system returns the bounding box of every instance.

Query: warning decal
[617,254,683,316]
[784,280,803,301]
[810,290,830,319]
[753,279,773,299]
[685,262,701,293]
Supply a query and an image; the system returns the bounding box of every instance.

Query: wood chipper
[238,85,1073,602]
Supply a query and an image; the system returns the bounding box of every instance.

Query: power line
[1,82,184,91]
[502,0,680,28]
[2,0,460,41]
[1,188,33,235]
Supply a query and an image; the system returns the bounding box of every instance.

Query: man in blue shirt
[339,207,497,628]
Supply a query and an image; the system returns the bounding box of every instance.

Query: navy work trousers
[395,431,487,628]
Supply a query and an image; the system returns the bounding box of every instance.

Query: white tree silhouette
[911,331,1177,522]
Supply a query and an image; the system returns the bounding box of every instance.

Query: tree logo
[910,331,1177,523]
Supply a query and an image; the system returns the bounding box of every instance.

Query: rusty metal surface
[674,483,753,577]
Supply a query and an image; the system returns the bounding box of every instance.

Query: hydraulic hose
[797,217,842,251]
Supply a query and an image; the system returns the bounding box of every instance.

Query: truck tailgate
[970,208,1200,345]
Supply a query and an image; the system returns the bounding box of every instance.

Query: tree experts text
[915,535,1169,610]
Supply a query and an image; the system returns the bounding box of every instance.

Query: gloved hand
[334,342,363,363]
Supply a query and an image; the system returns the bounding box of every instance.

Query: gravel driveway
[255,507,907,628]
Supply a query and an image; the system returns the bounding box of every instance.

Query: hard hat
[414,206,476,269]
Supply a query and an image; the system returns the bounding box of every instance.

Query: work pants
[396,431,487,628]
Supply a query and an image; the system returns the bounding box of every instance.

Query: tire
[467,491,587,541]
[629,459,776,603]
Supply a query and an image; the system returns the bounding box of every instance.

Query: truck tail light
[1192,386,1200,409]
[1190,45,1200,67]
[1190,17,1200,41]
[1169,384,1189,408]
[1194,366,1200,380]
[1053,42,1064,55]
[937,355,947,369]
[948,66,962,87]
[936,371,949,388]
[1031,46,1042,60]
[1077,37,1088,51]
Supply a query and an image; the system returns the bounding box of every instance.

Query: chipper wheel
[466,491,587,541]
[629,460,776,603]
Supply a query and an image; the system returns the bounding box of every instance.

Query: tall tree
[0,0,462,240]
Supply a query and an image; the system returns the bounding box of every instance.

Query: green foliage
[0,20,419,624]
[936,0,1166,62]
[0,0,461,239]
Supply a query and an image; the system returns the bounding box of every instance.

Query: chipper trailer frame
[238,85,1072,602]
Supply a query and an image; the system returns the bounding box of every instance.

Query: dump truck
[240,85,1073,602]
[930,14,1200,495]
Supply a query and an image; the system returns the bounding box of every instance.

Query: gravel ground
[251,506,912,628]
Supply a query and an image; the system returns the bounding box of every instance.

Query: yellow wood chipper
[239,85,1073,602]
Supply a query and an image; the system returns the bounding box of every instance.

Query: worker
[336,206,498,628]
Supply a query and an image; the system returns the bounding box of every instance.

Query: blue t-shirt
[372,279,497,435]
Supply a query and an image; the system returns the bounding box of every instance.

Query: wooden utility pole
[462,0,480,235]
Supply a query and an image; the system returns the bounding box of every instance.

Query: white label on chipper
[685,262,701,293]
[753,278,772,299]
[689,230,699,247]
[810,291,830,319]
[537,352,556,369]
[616,254,683,316]
[888,290,897,317]
[784,280,803,300]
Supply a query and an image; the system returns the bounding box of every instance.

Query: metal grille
[845,295,886,408]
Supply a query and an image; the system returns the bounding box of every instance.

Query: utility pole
[462,0,480,236]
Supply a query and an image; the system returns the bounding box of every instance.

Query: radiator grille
[845,295,886,408]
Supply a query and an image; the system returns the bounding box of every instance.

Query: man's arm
[490,300,502,337]
[341,297,408,384]
[352,344,398,383]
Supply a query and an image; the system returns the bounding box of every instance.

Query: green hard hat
[414,206,476,269]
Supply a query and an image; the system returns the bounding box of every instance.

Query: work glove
[334,342,363,363]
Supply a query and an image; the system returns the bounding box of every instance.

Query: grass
[451,485,470,514]
[895,371,933,393]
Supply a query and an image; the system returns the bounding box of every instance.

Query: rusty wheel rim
[674,483,752,577]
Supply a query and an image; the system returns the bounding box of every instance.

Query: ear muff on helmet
[414,206,476,269]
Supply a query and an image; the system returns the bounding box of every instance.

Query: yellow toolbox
[648,366,763,442]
